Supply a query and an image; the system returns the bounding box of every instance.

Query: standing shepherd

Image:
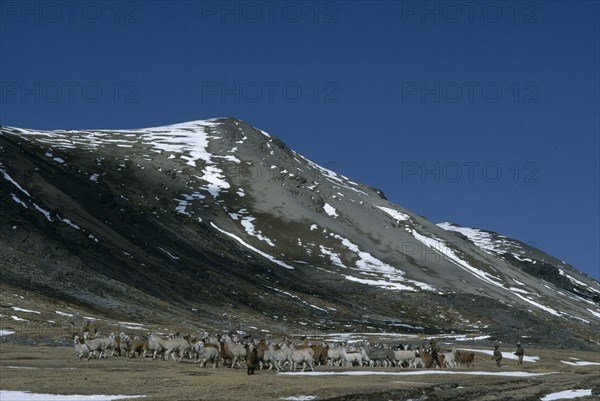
[514,341,525,365]
[427,339,443,368]
[491,345,502,367]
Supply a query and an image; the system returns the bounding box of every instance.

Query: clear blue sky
[1,1,598,279]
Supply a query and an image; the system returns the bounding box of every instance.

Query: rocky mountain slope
[1,118,598,348]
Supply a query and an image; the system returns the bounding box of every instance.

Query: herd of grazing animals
[72,331,481,374]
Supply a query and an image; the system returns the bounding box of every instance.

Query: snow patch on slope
[210,222,293,270]
[229,210,275,246]
[344,276,416,291]
[1,163,31,196]
[559,269,600,294]
[375,205,409,222]
[325,232,435,292]
[437,222,507,254]
[135,121,216,167]
[11,193,28,208]
[410,229,505,288]
[33,203,52,222]
[323,203,338,218]
[10,120,232,200]
[319,245,345,268]
[296,154,368,195]
[175,192,205,215]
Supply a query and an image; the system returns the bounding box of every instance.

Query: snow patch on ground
[280,370,554,377]
[560,360,600,366]
[540,389,592,401]
[0,391,145,401]
[119,322,147,331]
[449,335,491,341]
[0,330,16,336]
[459,348,539,362]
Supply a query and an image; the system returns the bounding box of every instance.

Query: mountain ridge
[1,117,598,349]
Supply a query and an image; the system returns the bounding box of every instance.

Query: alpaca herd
[72,330,479,374]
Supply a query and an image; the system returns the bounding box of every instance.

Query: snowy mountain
[1,118,598,348]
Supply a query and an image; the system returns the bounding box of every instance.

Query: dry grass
[1,343,598,401]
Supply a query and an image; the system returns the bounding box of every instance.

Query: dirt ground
[1,344,599,401]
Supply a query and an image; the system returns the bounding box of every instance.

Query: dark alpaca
[245,344,259,375]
